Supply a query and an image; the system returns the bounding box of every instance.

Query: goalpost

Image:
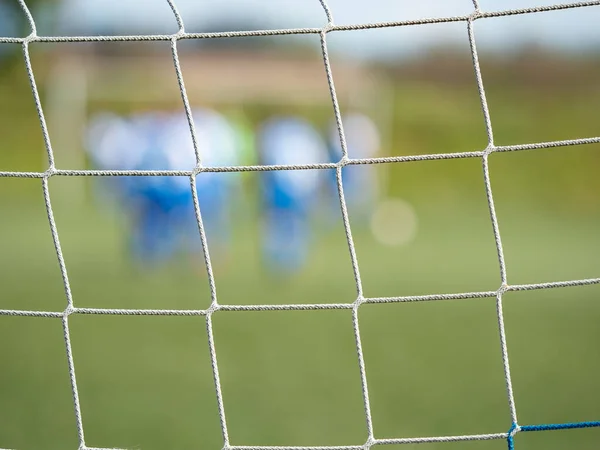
[1,1,600,449]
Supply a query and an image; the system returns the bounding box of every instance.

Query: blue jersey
[258,116,328,273]
[125,112,191,212]
[162,108,240,215]
[258,116,328,212]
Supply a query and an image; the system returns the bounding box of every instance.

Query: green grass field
[1,51,600,449]
[1,171,599,450]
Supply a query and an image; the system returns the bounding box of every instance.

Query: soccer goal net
[1,1,600,449]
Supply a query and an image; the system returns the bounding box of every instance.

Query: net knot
[44,167,57,178]
[363,436,376,449]
[23,33,37,44]
[508,422,520,437]
[497,283,509,295]
[63,305,75,318]
[172,29,186,40]
[322,23,335,33]
[353,295,366,308]
[207,303,220,315]
[483,145,497,156]
[470,10,483,21]
[338,156,350,168]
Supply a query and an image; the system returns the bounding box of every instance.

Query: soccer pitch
[0,175,599,449]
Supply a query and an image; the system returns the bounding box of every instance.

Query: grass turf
[0,181,598,449]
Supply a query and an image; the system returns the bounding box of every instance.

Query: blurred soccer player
[122,110,184,266]
[327,112,381,226]
[258,115,329,274]
[86,109,189,267]
[84,111,145,208]
[162,107,241,265]
[86,107,242,269]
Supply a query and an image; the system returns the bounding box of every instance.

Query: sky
[14,0,600,61]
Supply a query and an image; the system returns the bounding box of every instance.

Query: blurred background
[1,1,600,449]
